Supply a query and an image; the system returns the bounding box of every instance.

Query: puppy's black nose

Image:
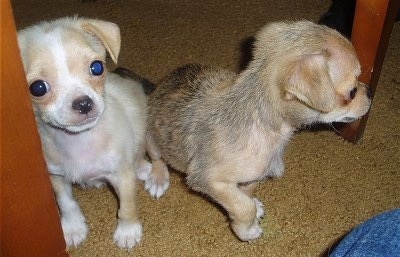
[72,96,93,114]
[366,87,372,99]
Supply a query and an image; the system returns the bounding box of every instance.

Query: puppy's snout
[359,82,372,99]
[72,96,94,114]
[366,86,372,99]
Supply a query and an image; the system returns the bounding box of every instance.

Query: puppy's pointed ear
[80,19,121,64]
[284,52,336,113]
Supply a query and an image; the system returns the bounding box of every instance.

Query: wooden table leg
[1,0,68,256]
[338,0,400,143]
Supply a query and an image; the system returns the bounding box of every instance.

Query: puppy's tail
[114,67,156,95]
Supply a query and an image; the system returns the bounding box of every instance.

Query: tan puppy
[18,17,168,249]
[147,20,371,241]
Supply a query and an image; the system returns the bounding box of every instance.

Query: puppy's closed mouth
[48,116,100,134]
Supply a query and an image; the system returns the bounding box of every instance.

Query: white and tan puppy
[18,17,168,249]
[147,21,371,241]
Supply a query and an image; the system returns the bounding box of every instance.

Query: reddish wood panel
[0,0,68,256]
[339,0,400,142]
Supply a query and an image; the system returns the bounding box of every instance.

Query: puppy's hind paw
[113,222,143,249]
[253,198,266,220]
[136,159,152,181]
[136,160,152,181]
[232,220,263,242]
[142,159,169,199]
[144,175,169,199]
[61,217,88,248]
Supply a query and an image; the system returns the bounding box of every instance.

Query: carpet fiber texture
[11,1,400,256]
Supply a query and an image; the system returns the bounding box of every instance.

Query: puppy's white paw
[144,176,169,199]
[253,198,266,219]
[136,160,152,181]
[232,220,263,242]
[139,160,169,199]
[113,222,143,249]
[61,216,88,248]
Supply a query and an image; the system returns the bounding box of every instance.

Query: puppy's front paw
[139,159,169,199]
[136,159,152,181]
[61,215,88,248]
[113,222,143,249]
[231,220,263,241]
[253,198,266,219]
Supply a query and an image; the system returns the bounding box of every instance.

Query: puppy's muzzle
[366,86,372,99]
[73,95,94,114]
[359,82,372,99]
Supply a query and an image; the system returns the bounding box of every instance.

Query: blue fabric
[330,209,400,257]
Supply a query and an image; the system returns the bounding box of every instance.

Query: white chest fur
[42,123,125,184]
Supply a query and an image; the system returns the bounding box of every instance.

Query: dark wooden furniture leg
[338,0,400,143]
[1,0,68,256]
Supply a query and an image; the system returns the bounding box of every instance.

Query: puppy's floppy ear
[80,19,121,64]
[284,52,336,113]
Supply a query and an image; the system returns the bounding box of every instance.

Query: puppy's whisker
[329,123,341,135]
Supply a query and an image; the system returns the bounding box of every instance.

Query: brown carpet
[11,0,400,256]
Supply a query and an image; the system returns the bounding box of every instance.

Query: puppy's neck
[283,103,321,129]
[230,69,286,131]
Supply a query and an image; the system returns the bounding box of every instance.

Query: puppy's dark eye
[90,60,104,76]
[350,87,358,100]
[29,80,49,97]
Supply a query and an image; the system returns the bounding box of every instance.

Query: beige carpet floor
[11,0,400,256]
